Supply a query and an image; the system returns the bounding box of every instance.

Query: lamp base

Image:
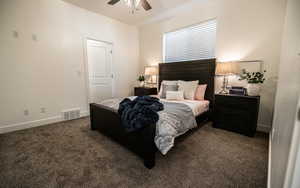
[219,89,228,94]
[219,75,229,94]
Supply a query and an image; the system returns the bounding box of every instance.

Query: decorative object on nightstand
[229,86,247,96]
[239,69,266,96]
[137,75,145,87]
[144,66,158,87]
[215,62,240,94]
[134,87,157,96]
[213,94,260,137]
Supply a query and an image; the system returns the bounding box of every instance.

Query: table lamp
[144,66,158,87]
[216,62,240,94]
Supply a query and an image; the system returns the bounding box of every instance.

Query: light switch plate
[24,109,29,116]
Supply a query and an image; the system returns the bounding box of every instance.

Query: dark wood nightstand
[213,94,260,137]
[134,87,157,96]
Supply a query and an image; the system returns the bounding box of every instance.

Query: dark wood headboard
[159,58,216,106]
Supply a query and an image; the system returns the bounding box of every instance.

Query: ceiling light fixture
[124,0,141,13]
[108,0,152,14]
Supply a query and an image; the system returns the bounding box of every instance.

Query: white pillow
[178,80,199,100]
[166,91,184,100]
[158,80,178,98]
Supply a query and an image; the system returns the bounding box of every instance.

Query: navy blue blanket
[118,96,164,132]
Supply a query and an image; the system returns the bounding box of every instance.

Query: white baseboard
[80,111,90,117]
[257,123,271,133]
[0,111,89,134]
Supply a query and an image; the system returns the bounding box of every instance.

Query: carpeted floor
[0,117,268,188]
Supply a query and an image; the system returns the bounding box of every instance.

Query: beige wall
[139,0,287,128]
[0,0,139,132]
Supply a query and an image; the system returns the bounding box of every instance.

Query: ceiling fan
[108,0,152,13]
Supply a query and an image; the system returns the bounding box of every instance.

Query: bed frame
[90,58,216,169]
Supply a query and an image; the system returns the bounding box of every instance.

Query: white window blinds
[163,19,217,63]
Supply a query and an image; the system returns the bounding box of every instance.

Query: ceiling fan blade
[108,0,120,5]
[140,0,152,11]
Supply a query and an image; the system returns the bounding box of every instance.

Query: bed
[89,58,216,169]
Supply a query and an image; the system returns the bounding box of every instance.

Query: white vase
[139,81,145,87]
[247,83,261,96]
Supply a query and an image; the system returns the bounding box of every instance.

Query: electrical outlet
[12,31,18,38]
[76,70,81,77]
[32,34,37,41]
[24,109,29,116]
[40,107,46,113]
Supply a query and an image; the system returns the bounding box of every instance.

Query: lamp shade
[216,62,240,75]
[144,66,158,75]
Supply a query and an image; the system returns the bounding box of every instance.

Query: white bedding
[99,96,210,117]
[158,98,209,116]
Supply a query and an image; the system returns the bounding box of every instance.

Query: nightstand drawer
[215,95,258,110]
[134,87,157,96]
[214,106,253,135]
[213,94,260,137]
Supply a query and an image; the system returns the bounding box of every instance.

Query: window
[163,19,217,63]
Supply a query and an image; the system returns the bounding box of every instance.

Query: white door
[86,39,113,103]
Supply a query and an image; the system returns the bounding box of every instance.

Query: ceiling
[62,0,195,25]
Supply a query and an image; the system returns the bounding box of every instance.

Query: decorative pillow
[178,80,199,100]
[158,80,178,97]
[160,84,178,99]
[194,84,207,101]
[166,91,184,101]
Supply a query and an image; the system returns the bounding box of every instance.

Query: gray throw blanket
[155,101,197,155]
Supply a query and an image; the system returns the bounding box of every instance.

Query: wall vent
[62,108,80,121]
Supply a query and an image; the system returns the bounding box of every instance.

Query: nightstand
[213,94,260,137]
[134,87,157,96]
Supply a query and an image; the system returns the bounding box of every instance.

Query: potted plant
[137,75,145,87]
[239,69,266,96]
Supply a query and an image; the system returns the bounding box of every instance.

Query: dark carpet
[0,117,268,188]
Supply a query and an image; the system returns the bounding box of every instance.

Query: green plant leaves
[137,75,145,82]
[239,70,266,84]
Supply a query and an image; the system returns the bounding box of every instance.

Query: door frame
[82,36,115,111]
